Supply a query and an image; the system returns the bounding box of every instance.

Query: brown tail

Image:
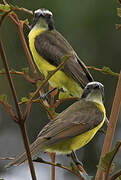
[6,138,46,168]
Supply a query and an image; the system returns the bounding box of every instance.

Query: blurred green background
[0,0,121,179]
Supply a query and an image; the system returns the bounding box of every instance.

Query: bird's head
[30,8,54,30]
[81,81,104,103]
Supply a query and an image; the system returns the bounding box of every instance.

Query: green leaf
[102,66,119,77]
[0,4,10,12]
[21,67,29,74]
[21,97,28,103]
[0,94,7,103]
[99,141,121,172]
[117,8,121,18]
[23,18,29,26]
[9,4,33,14]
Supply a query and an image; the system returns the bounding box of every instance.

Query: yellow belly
[28,28,82,97]
[45,103,106,154]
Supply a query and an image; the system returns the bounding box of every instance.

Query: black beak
[30,16,39,29]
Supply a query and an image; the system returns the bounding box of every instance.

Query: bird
[6,81,106,168]
[28,8,93,98]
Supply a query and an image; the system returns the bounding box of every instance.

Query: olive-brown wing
[35,30,93,88]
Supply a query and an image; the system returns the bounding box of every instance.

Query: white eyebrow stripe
[34,9,53,16]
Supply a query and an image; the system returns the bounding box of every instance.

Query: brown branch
[0,157,14,160]
[0,14,37,179]
[19,123,37,180]
[49,85,57,107]
[88,66,119,77]
[1,1,38,79]
[38,99,54,119]
[24,56,70,121]
[105,141,121,179]
[0,39,36,180]
[19,98,53,120]
[34,158,81,177]
[6,10,50,112]
[30,56,70,102]
[2,0,33,15]
[0,10,12,26]
[109,169,121,180]
[95,71,121,180]
[0,36,22,121]
[71,153,87,180]
[0,71,37,83]
[0,100,17,121]
[2,0,7,4]
[17,21,38,78]
[23,98,51,122]
[48,153,56,180]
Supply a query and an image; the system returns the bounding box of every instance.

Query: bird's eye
[94,85,98,89]
[45,14,51,18]
[86,86,90,90]
[34,13,39,18]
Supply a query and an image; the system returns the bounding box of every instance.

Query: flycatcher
[28,8,93,97]
[6,81,106,167]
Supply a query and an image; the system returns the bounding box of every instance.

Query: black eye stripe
[34,13,52,20]
[34,12,41,18]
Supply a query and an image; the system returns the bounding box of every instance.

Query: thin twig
[24,56,70,120]
[38,99,54,119]
[19,98,53,120]
[48,153,56,180]
[0,71,36,83]
[7,10,49,108]
[0,100,17,121]
[2,0,33,15]
[0,157,14,160]
[19,123,37,180]
[0,38,36,180]
[71,153,87,180]
[30,56,70,102]
[109,169,121,180]
[0,10,12,26]
[88,66,119,77]
[3,0,8,4]
[17,21,38,78]
[95,71,121,180]
[0,12,36,180]
[2,0,38,79]
[0,37,22,121]
[105,141,121,179]
[34,158,81,177]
